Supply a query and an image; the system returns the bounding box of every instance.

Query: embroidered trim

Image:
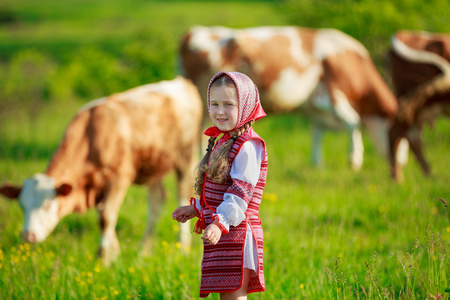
[227,179,254,204]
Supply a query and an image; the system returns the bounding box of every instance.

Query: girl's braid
[193,121,254,196]
[231,121,253,141]
[205,136,217,153]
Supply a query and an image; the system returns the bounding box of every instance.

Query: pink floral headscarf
[204,71,266,137]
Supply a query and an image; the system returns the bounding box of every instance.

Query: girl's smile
[209,85,239,133]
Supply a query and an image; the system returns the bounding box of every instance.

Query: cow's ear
[0,184,22,200]
[56,184,72,197]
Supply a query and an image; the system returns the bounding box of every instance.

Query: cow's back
[48,77,202,186]
[106,77,202,183]
[180,26,321,112]
[180,26,380,115]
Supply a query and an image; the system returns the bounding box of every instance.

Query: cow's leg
[388,121,410,182]
[331,89,363,171]
[311,125,324,167]
[175,165,194,251]
[97,179,129,265]
[395,138,409,174]
[348,127,364,171]
[141,181,166,256]
[363,117,409,175]
[406,126,431,176]
[174,141,199,251]
[363,116,390,158]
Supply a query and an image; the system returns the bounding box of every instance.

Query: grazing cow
[388,30,450,181]
[0,77,203,264]
[180,25,403,170]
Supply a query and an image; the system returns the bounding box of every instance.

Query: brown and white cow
[180,26,405,170]
[0,76,202,264]
[388,30,450,181]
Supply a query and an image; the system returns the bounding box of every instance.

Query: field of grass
[1,0,450,299]
[1,101,450,299]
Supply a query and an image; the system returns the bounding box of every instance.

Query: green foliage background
[1,0,450,299]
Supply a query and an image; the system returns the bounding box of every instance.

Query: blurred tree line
[0,28,175,119]
[0,0,449,120]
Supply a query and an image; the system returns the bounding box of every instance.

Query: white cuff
[213,213,230,232]
[192,197,201,212]
[214,193,247,230]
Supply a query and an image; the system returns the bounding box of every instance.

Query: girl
[172,71,268,299]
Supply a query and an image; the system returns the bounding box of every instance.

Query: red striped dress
[196,128,268,297]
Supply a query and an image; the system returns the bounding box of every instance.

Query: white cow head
[0,173,72,242]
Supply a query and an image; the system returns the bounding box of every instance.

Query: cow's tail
[391,32,450,124]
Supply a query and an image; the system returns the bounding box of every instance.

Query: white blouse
[195,138,264,271]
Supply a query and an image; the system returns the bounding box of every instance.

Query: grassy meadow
[1,0,450,299]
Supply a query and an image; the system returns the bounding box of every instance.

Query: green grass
[255,113,450,299]
[1,101,450,299]
[1,0,450,298]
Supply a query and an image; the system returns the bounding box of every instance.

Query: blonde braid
[193,121,254,194]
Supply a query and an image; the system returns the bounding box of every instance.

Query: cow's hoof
[97,247,120,266]
[351,163,362,172]
[140,238,153,257]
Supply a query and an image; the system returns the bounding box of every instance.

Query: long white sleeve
[214,139,264,231]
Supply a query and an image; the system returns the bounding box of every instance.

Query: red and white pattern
[227,179,254,204]
[198,128,268,297]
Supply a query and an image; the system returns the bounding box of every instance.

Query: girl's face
[209,84,239,133]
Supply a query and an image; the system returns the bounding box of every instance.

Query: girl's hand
[172,205,197,223]
[201,219,222,245]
